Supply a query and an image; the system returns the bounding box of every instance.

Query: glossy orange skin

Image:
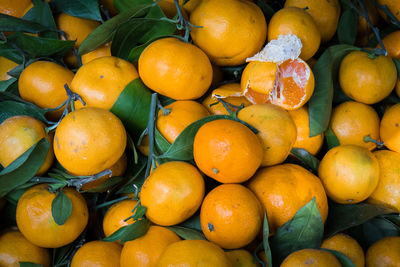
[200,184,263,249]
[0,116,54,176]
[380,30,400,59]
[281,249,341,267]
[156,240,231,267]
[380,103,400,153]
[71,56,139,110]
[0,230,51,267]
[367,150,400,212]
[53,107,127,176]
[241,61,278,95]
[81,43,112,65]
[120,226,181,267]
[366,236,400,266]
[18,61,74,120]
[330,101,380,150]
[268,7,321,61]
[226,249,260,267]
[71,241,121,267]
[193,119,263,183]
[140,161,205,226]
[318,145,380,204]
[321,233,365,267]
[16,184,89,248]
[0,0,31,17]
[0,57,18,81]
[103,199,138,237]
[156,100,210,144]
[247,164,328,234]
[139,37,212,100]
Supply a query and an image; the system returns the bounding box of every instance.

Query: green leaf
[308,45,360,136]
[321,249,356,267]
[19,262,43,267]
[0,138,50,198]
[154,128,171,154]
[23,0,58,39]
[51,190,72,225]
[114,0,153,12]
[394,58,400,75]
[53,0,103,22]
[0,100,49,125]
[0,13,50,33]
[132,204,147,220]
[0,43,24,64]
[0,78,17,92]
[167,226,206,240]
[103,219,150,244]
[254,0,275,21]
[290,148,320,173]
[83,176,124,192]
[337,8,357,45]
[324,127,340,150]
[359,217,400,246]
[263,214,273,267]
[270,197,324,265]
[178,212,202,231]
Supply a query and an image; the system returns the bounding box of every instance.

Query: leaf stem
[145,93,158,178]
[94,196,129,209]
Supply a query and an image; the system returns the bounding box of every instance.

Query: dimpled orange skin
[53,107,127,176]
[156,100,210,144]
[0,0,31,17]
[247,164,328,234]
[281,249,341,267]
[268,7,321,61]
[81,43,112,65]
[238,104,297,166]
[156,239,232,267]
[200,184,263,249]
[71,56,139,110]
[0,57,18,81]
[380,103,400,153]
[330,101,380,151]
[0,230,51,267]
[193,119,263,183]
[140,161,205,226]
[0,116,54,176]
[321,233,365,267]
[71,241,121,267]
[16,184,89,248]
[18,61,74,120]
[367,150,400,212]
[366,236,400,266]
[139,37,212,100]
[103,199,138,237]
[288,106,324,155]
[226,249,260,267]
[120,226,181,267]
[318,145,380,204]
[339,51,397,104]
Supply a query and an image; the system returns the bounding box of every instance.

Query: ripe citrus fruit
[321,233,365,267]
[103,199,138,237]
[0,229,51,267]
[156,239,231,267]
[138,37,212,100]
[0,116,54,176]
[339,51,397,104]
[53,107,127,176]
[16,184,89,248]
[318,145,380,204]
[200,184,263,249]
[193,119,263,183]
[189,0,267,66]
[0,56,18,80]
[226,249,260,267]
[71,240,121,267]
[281,249,341,267]
[71,56,139,110]
[377,0,400,21]
[156,100,210,144]
[357,0,379,46]
[238,104,297,166]
[380,30,400,59]
[366,236,400,266]
[0,0,32,17]
[120,226,181,267]
[140,161,205,226]
[380,103,400,153]
[81,43,112,65]
[247,164,328,233]
[330,101,380,150]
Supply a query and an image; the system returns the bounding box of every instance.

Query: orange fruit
[366,236,400,266]
[53,107,127,176]
[16,184,89,248]
[281,249,341,267]
[156,239,231,267]
[120,226,181,267]
[193,119,263,183]
[189,0,267,66]
[138,37,212,100]
[226,249,260,267]
[140,161,205,226]
[103,199,138,237]
[81,43,112,65]
[200,184,263,249]
[357,0,380,46]
[0,57,18,81]
[71,240,121,267]
[330,101,380,150]
[0,0,32,17]
[377,0,400,21]
[318,145,380,204]
[247,164,328,234]
[339,51,397,104]
[367,150,400,212]
[0,116,54,176]
[71,56,139,110]
[321,233,365,267]
[238,104,297,166]
[284,0,341,42]
[18,61,74,120]
[0,229,51,267]
[380,30,400,59]
[268,7,321,61]
[380,103,400,153]
[288,105,324,155]
[156,100,210,144]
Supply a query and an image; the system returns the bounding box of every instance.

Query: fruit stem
[145,93,158,178]
[217,98,245,118]
[94,196,130,209]
[363,135,385,148]
[173,0,202,42]
[58,30,82,67]
[372,0,400,28]
[157,102,171,115]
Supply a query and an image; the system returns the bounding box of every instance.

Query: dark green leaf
[394,58,400,75]
[0,78,17,92]
[179,212,202,231]
[321,249,356,267]
[337,8,357,45]
[263,214,273,267]
[0,43,24,63]
[103,219,150,244]
[23,0,58,39]
[114,0,153,12]
[52,190,72,225]
[19,262,43,267]
[154,128,171,154]
[0,100,49,125]
[0,13,50,33]
[360,217,400,246]
[53,0,102,21]
[324,127,340,150]
[254,0,275,21]
[167,226,206,240]
[52,230,87,267]
[132,204,147,220]
[290,148,320,173]
[381,213,400,225]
